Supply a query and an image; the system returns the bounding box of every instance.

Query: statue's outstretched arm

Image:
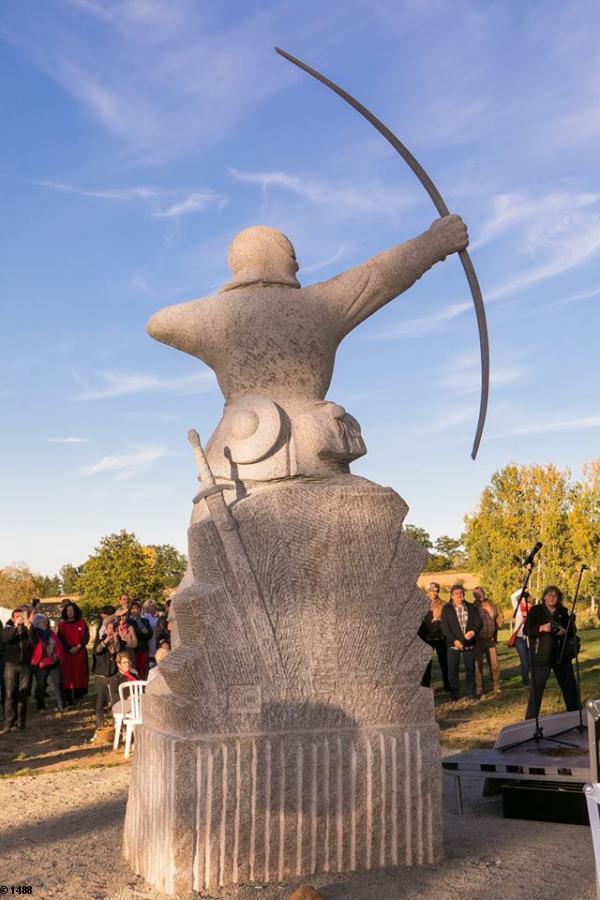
[146,298,209,359]
[318,214,468,336]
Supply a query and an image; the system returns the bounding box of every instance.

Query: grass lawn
[433,626,600,749]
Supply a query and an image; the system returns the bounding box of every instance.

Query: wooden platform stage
[442,707,599,814]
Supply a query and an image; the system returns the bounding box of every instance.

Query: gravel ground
[0,766,595,900]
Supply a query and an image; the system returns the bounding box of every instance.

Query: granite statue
[124,49,486,899]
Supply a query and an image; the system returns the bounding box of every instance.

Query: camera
[550,621,561,635]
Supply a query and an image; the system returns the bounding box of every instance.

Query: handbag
[507,630,518,649]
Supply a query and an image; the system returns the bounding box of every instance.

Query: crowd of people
[0,580,582,737]
[418,581,580,717]
[0,593,172,736]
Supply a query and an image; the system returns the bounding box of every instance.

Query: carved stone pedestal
[124,722,441,895]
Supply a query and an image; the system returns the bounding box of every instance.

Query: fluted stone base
[124,722,442,896]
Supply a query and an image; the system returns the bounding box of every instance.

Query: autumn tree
[464,462,576,608]
[569,460,600,597]
[0,565,39,609]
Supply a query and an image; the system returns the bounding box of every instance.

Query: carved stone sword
[275,46,489,460]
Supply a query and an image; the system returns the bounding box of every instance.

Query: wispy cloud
[302,244,349,275]
[546,286,600,310]
[437,351,525,396]
[370,302,471,339]
[4,1,379,158]
[230,168,416,217]
[45,436,92,444]
[494,414,600,439]
[82,445,168,480]
[36,180,226,218]
[373,189,600,339]
[472,192,599,250]
[67,368,216,399]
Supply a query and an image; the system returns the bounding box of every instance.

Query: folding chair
[113,680,147,758]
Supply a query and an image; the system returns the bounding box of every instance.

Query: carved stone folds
[124,476,442,894]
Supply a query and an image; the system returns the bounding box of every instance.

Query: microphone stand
[550,564,588,738]
[501,560,576,752]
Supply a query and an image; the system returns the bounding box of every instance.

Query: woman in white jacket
[510,589,533,687]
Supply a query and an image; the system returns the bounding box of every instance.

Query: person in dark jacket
[524,585,579,719]
[440,584,482,701]
[418,582,450,692]
[1,608,38,731]
[91,606,118,739]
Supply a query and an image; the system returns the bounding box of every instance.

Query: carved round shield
[223,394,284,464]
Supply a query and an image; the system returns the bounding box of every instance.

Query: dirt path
[0,765,595,899]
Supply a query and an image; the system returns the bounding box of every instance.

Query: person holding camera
[524,585,579,719]
[1,607,38,731]
[91,607,119,740]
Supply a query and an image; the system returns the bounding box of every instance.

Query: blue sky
[1,0,599,576]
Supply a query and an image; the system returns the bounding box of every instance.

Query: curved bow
[275,47,489,460]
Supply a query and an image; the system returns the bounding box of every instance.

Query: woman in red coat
[57,602,90,707]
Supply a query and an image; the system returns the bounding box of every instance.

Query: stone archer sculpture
[124,51,487,898]
[146,216,467,489]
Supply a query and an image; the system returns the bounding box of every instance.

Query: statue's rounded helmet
[225,226,300,289]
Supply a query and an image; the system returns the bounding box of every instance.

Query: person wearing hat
[31,613,65,712]
[112,607,138,662]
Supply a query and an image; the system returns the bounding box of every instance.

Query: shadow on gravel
[1,796,127,854]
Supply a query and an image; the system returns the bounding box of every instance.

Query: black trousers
[95,675,117,728]
[421,641,450,691]
[447,648,476,700]
[526,659,579,719]
[4,662,32,726]
[63,687,87,706]
[33,665,64,710]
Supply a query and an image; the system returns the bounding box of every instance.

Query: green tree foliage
[404,525,432,549]
[425,535,468,572]
[77,531,187,615]
[404,525,467,572]
[32,574,61,597]
[145,543,187,590]
[464,462,582,608]
[79,530,156,613]
[59,563,83,594]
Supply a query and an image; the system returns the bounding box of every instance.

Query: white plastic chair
[586,783,600,899]
[113,680,147,758]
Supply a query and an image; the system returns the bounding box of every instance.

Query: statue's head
[221,225,300,292]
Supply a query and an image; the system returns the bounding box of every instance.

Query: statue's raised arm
[311,214,469,338]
